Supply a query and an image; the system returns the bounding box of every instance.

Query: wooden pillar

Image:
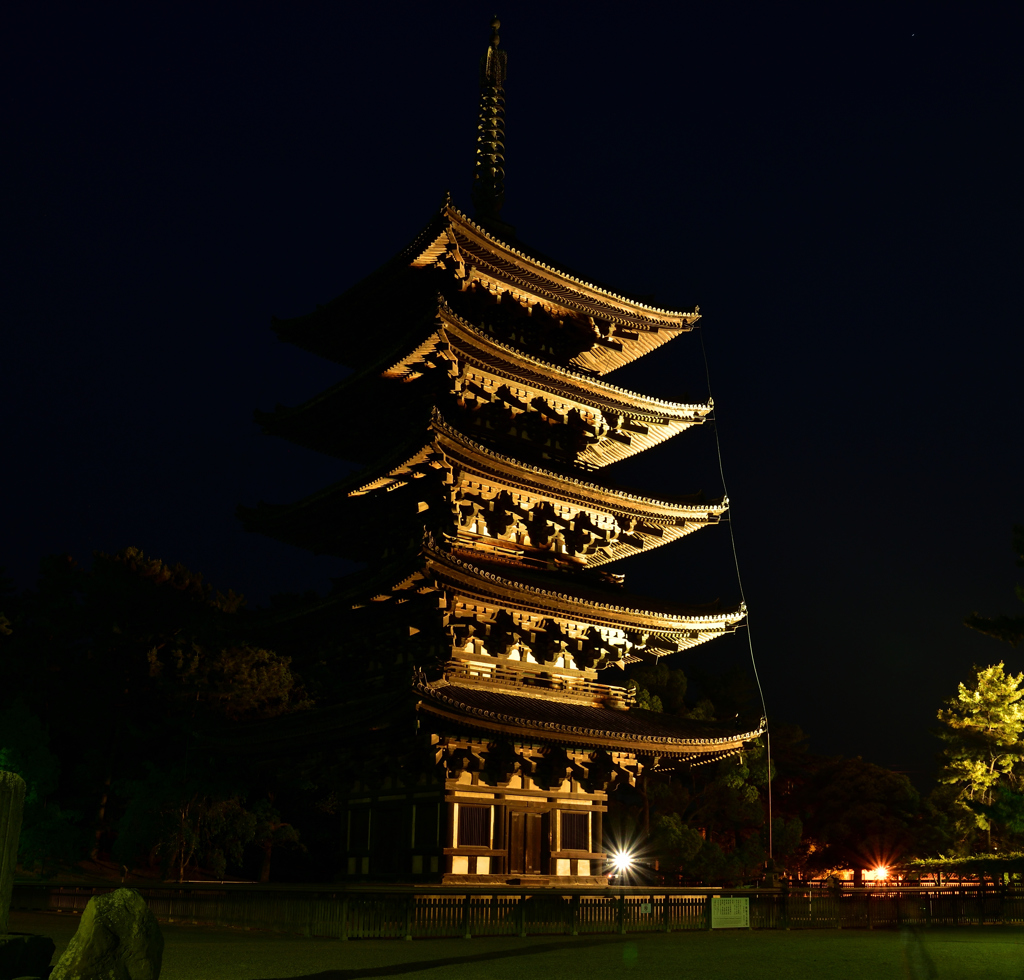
[541,809,552,875]
[493,802,506,875]
[445,800,457,875]
[0,771,26,935]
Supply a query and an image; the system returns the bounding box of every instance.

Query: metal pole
[767,731,773,863]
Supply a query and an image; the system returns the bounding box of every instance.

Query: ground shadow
[255,935,627,980]
[901,927,938,980]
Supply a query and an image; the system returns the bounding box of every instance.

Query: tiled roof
[241,417,726,566]
[433,546,742,623]
[416,682,761,756]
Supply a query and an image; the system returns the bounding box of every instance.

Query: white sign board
[711,896,750,929]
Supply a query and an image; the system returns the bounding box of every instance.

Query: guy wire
[697,322,773,864]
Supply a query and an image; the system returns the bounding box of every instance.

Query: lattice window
[561,811,589,851]
[458,805,491,847]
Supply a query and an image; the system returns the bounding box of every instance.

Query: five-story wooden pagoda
[241,19,761,885]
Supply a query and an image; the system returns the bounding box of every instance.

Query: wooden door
[508,810,543,875]
[508,811,524,874]
[524,811,542,874]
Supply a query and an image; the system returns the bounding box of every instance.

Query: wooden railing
[445,660,635,707]
[11,882,1023,938]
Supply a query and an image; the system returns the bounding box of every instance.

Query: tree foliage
[632,711,945,883]
[932,527,1024,853]
[1,549,311,879]
[113,761,258,881]
[0,701,88,871]
[796,756,945,874]
[936,662,1024,814]
[614,734,778,884]
[625,663,715,720]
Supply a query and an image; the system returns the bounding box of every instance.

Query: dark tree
[797,756,947,875]
[964,525,1024,646]
[1,549,311,878]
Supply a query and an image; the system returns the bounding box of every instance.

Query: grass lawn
[11,910,1024,979]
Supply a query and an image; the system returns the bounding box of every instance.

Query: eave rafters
[381,303,712,468]
[438,417,722,516]
[419,541,746,651]
[415,691,762,758]
[347,415,727,568]
[409,205,701,375]
[320,544,741,670]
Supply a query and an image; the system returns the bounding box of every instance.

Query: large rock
[49,889,162,980]
[0,931,56,980]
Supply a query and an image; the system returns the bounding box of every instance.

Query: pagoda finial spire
[471,16,508,228]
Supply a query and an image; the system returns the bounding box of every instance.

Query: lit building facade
[241,19,760,884]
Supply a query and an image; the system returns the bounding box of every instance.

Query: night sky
[5,4,1021,786]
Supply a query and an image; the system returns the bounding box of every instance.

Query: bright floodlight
[610,850,635,874]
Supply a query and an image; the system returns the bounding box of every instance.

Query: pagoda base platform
[443,874,609,887]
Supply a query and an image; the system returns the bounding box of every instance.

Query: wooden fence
[11,882,1024,939]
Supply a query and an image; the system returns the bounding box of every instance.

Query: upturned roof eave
[273,200,697,329]
[259,312,714,474]
[195,679,764,759]
[425,540,747,631]
[415,688,762,757]
[434,203,700,327]
[244,533,744,639]
[241,415,726,547]
[430,414,726,516]
[270,202,702,373]
[433,303,713,422]
[265,302,711,438]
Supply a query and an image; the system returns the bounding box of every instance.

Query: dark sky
[4,4,1021,785]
